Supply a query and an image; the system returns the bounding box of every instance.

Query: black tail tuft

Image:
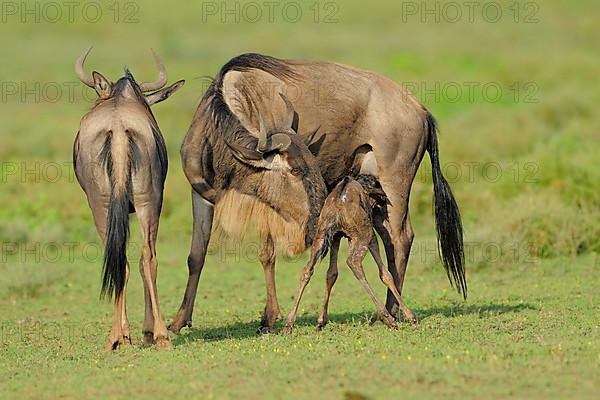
[100,190,130,299]
[425,110,467,299]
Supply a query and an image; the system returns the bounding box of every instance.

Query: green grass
[1,249,598,399]
[1,0,599,398]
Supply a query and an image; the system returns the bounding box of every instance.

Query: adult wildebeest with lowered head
[170,53,465,334]
[73,47,184,350]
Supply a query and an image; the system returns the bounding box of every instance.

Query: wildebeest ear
[307,132,326,157]
[145,79,185,105]
[92,71,112,99]
[269,133,292,152]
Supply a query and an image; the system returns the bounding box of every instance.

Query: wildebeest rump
[73,47,184,349]
[170,53,465,333]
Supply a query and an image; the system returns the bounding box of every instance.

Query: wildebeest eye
[291,168,303,176]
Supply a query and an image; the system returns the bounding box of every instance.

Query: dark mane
[217,53,298,83]
[201,53,298,138]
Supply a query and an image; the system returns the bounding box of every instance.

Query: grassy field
[0,0,599,399]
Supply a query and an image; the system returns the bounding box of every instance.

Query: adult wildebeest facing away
[73,47,184,350]
[282,175,416,334]
[170,53,466,334]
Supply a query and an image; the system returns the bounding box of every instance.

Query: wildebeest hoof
[143,331,154,346]
[377,312,398,329]
[257,326,277,335]
[370,313,397,326]
[105,332,132,351]
[403,311,418,325]
[120,335,132,346]
[167,319,191,334]
[281,325,293,335]
[105,337,121,351]
[154,336,173,351]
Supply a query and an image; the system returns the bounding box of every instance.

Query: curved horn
[139,49,167,92]
[279,92,297,132]
[225,138,273,170]
[256,110,268,152]
[75,46,95,88]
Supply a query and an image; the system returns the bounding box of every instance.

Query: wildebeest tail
[99,132,139,299]
[425,110,467,299]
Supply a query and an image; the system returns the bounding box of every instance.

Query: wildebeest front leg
[317,234,341,330]
[258,234,281,334]
[282,236,326,334]
[169,191,214,333]
[369,234,417,324]
[346,239,397,329]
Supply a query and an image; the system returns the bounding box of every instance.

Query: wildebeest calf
[283,175,417,334]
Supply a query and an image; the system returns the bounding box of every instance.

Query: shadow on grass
[414,302,538,320]
[172,301,537,346]
[172,311,377,345]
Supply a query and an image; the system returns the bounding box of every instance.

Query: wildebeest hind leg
[136,204,171,350]
[282,235,326,334]
[119,263,132,345]
[88,201,130,350]
[372,215,396,323]
[369,234,416,324]
[377,165,419,319]
[346,239,397,329]
[317,234,341,330]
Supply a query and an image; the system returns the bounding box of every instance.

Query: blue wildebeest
[170,53,466,334]
[73,47,184,350]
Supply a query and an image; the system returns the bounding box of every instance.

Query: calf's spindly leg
[317,234,341,330]
[369,235,417,324]
[346,237,397,329]
[282,235,326,334]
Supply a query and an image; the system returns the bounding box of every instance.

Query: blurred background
[0,0,598,398]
